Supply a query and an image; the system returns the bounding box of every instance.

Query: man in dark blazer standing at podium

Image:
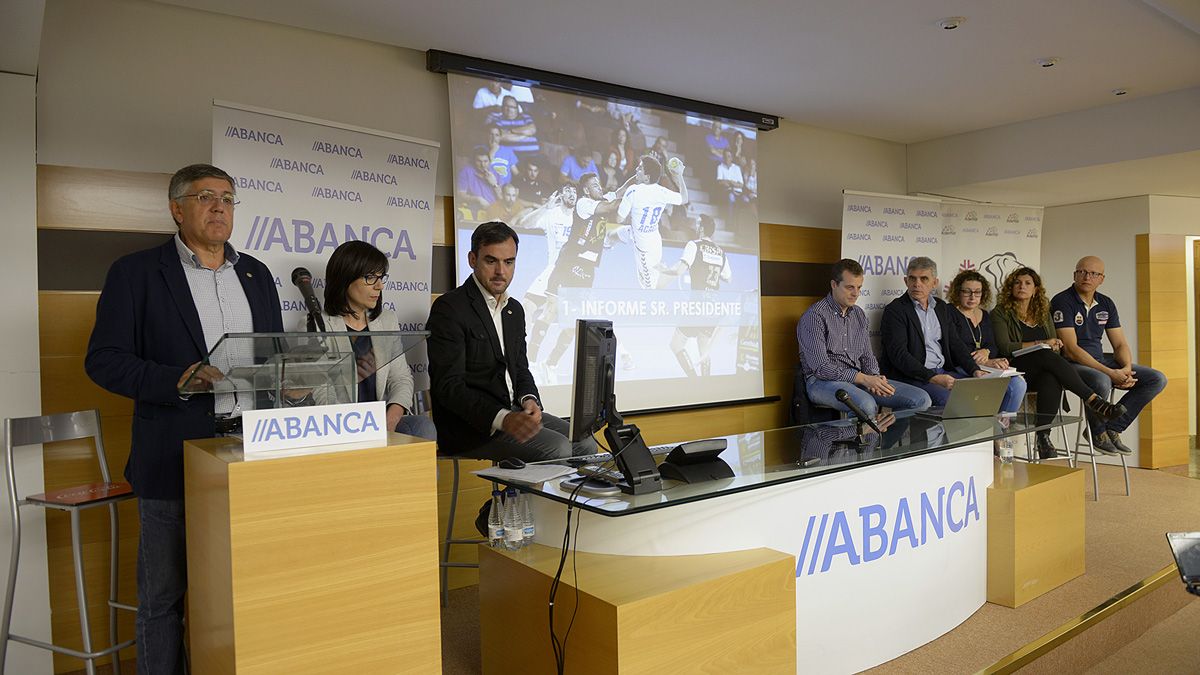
[85,163,282,674]
[427,220,595,461]
[879,256,985,405]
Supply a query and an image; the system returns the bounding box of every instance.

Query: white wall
[1148,195,1200,235]
[758,119,906,229]
[38,0,453,189]
[0,71,53,674]
[37,0,907,234]
[907,87,1200,193]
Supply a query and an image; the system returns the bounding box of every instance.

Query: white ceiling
[155,0,1200,144]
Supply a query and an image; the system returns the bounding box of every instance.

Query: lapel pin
[246,272,253,277]
[506,309,513,315]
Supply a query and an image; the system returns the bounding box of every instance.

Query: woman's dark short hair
[324,240,388,321]
[831,258,864,283]
[470,221,519,255]
[947,269,992,309]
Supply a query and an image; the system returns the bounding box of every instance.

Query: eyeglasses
[1074,270,1104,279]
[175,191,239,208]
[959,289,983,297]
[362,273,389,286]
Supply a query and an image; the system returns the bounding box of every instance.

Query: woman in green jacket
[991,267,1124,457]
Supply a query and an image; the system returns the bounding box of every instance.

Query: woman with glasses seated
[946,270,1027,415]
[300,240,437,440]
[991,267,1124,458]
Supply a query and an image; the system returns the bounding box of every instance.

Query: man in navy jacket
[85,164,282,674]
[880,256,984,406]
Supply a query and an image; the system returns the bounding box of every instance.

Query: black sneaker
[1089,429,1120,456]
[1106,430,1134,456]
[1084,396,1127,422]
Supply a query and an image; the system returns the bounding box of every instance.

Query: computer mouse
[498,457,526,470]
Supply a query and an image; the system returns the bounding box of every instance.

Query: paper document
[474,464,578,485]
[1012,343,1050,357]
[979,365,1021,377]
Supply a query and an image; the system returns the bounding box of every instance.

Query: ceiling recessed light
[936,16,966,30]
[1035,57,1060,68]
[1112,88,1128,96]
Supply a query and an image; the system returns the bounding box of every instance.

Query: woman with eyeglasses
[992,267,1124,458]
[303,240,437,440]
[946,270,1027,415]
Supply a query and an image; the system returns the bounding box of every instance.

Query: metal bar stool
[1071,388,1131,497]
[1,410,136,675]
[417,390,489,607]
[438,456,489,607]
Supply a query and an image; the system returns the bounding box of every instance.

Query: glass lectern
[177,330,429,408]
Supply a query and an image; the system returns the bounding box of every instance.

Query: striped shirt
[797,293,880,383]
[174,234,255,415]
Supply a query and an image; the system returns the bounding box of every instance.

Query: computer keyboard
[576,464,624,482]
[560,444,676,467]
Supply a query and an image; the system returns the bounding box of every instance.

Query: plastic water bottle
[520,492,535,546]
[503,488,523,551]
[999,437,1015,464]
[488,490,505,549]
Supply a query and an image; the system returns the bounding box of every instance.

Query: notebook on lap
[915,376,1010,420]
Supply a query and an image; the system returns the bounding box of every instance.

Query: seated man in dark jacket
[427,220,596,461]
[880,257,987,406]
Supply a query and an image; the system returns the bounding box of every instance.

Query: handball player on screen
[659,214,731,377]
[513,185,576,339]
[610,155,689,289]
[527,172,634,377]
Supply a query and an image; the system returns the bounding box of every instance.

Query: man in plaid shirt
[797,259,931,420]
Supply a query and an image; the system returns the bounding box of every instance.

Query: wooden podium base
[987,459,1085,608]
[479,543,795,674]
[184,434,441,674]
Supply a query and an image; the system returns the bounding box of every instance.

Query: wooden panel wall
[1135,234,1190,468]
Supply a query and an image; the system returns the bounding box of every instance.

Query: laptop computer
[1166,532,1200,596]
[915,375,1011,420]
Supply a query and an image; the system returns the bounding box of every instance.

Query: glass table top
[519,411,1078,516]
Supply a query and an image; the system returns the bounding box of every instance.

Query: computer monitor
[567,319,617,443]
[566,319,661,494]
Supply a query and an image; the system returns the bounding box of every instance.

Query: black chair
[790,364,839,426]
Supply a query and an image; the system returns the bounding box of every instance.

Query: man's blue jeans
[135,499,187,675]
[805,377,932,419]
[1071,360,1167,435]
